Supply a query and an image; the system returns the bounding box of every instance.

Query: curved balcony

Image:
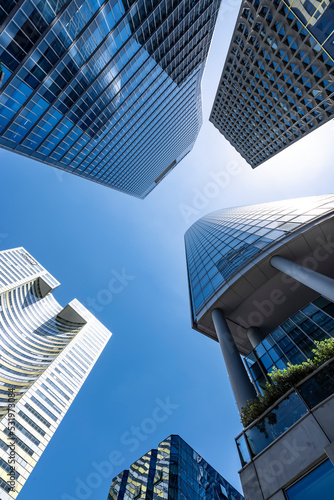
[236,357,334,467]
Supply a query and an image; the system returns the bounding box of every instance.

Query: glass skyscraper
[107,434,244,500]
[185,194,334,331]
[185,194,334,500]
[282,0,334,59]
[210,0,334,168]
[0,247,112,499]
[0,0,221,198]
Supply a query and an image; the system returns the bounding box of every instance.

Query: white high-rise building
[0,247,111,499]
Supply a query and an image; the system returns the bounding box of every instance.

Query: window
[18,410,46,437]
[220,483,228,497]
[134,485,142,498]
[153,469,163,485]
[15,421,40,446]
[31,396,58,422]
[285,460,334,499]
[24,402,51,428]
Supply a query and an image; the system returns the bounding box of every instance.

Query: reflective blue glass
[108,435,244,499]
[245,295,334,391]
[286,460,334,500]
[185,195,334,320]
[245,392,307,457]
[0,0,221,197]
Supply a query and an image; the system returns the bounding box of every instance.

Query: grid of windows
[30,395,58,422]
[0,248,112,500]
[0,0,221,198]
[24,402,51,428]
[0,248,82,417]
[18,410,46,437]
[210,0,334,168]
[282,0,334,59]
[15,420,40,446]
[245,296,334,391]
[185,194,334,320]
[0,477,10,493]
[2,427,35,457]
[0,457,18,478]
[108,435,244,500]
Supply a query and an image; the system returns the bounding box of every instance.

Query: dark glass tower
[107,435,244,499]
[185,194,334,500]
[210,0,334,168]
[0,0,221,198]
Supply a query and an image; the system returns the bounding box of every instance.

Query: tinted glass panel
[286,460,334,500]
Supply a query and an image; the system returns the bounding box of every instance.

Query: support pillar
[247,327,263,349]
[212,308,257,414]
[270,255,334,303]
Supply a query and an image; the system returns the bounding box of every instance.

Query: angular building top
[210,0,334,168]
[0,0,221,198]
[185,194,334,354]
[108,434,244,499]
[0,247,112,498]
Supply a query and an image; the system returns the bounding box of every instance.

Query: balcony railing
[236,357,334,467]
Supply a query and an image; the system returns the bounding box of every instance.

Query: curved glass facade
[0,0,221,198]
[0,248,112,499]
[185,194,334,320]
[108,435,244,500]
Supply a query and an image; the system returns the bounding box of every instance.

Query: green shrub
[240,338,334,427]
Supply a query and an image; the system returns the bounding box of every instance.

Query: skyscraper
[0,0,221,198]
[107,434,244,499]
[283,0,334,59]
[185,194,334,499]
[0,247,111,499]
[210,0,334,168]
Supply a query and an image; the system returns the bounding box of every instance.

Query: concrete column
[270,255,334,303]
[247,327,263,349]
[325,442,334,466]
[212,308,257,414]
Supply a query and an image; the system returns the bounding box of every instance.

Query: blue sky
[1,1,334,499]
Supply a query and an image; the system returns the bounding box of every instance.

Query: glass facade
[108,435,244,500]
[285,459,334,499]
[282,0,334,59]
[0,0,221,198]
[245,295,334,391]
[236,359,334,464]
[210,0,334,168]
[0,247,112,499]
[185,194,334,321]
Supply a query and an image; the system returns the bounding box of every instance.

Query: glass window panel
[286,460,334,500]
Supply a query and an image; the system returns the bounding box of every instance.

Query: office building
[283,0,334,59]
[107,434,244,499]
[185,194,334,499]
[0,247,111,499]
[0,0,221,198]
[210,0,334,168]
